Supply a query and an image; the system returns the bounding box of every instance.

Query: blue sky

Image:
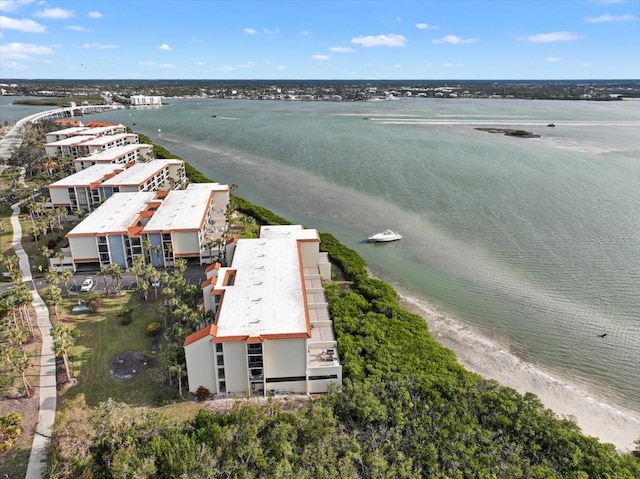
[1,0,639,80]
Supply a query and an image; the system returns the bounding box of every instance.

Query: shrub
[195,386,210,401]
[147,321,162,337]
[88,297,101,313]
[0,412,23,453]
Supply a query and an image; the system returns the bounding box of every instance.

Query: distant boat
[368,229,402,242]
[212,112,217,117]
[547,123,555,127]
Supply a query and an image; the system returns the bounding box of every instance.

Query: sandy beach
[400,296,640,453]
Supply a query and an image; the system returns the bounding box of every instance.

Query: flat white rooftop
[46,135,96,146]
[81,125,125,136]
[80,133,136,146]
[101,159,182,187]
[144,183,228,232]
[260,224,319,241]
[67,192,155,236]
[214,235,308,338]
[48,126,88,137]
[78,143,152,161]
[49,163,124,187]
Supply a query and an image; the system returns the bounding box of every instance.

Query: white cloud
[351,34,407,47]
[275,65,286,70]
[329,46,355,53]
[443,62,462,68]
[66,25,91,32]
[312,54,330,60]
[159,43,172,51]
[0,60,28,69]
[0,15,46,32]
[263,27,279,35]
[218,65,234,71]
[196,61,205,66]
[35,8,74,19]
[432,35,478,44]
[546,56,563,62]
[0,1,34,13]
[585,13,636,23]
[244,27,257,34]
[83,43,117,49]
[88,11,103,19]
[0,41,53,59]
[519,31,581,43]
[416,23,438,30]
[138,60,174,69]
[237,61,255,68]
[300,30,311,37]
[392,63,402,69]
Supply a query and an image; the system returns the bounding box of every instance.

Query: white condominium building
[65,183,229,270]
[184,225,341,398]
[45,133,139,159]
[74,143,154,172]
[48,159,186,211]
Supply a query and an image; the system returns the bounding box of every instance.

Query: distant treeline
[4,78,640,101]
[11,96,105,106]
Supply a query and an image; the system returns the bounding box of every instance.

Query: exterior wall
[107,235,127,268]
[299,241,320,268]
[185,339,216,393]
[69,236,97,261]
[223,342,249,395]
[49,187,70,207]
[172,230,200,256]
[263,339,307,379]
[118,185,141,193]
[145,233,164,267]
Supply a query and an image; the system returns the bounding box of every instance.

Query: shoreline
[399,294,640,452]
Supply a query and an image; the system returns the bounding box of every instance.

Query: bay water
[4,96,639,417]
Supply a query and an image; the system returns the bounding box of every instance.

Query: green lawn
[58,292,164,408]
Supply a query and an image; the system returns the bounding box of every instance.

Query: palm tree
[1,254,20,282]
[108,263,123,293]
[59,269,73,294]
[99,265,111,295]
[12,352,32,397]
[42,285,63,321]
[52,324,74,384]
[130,256,145,294]
[13,283,35,337]
[55,206,68,230]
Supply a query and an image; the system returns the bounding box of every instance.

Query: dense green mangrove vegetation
[47,133,640,478]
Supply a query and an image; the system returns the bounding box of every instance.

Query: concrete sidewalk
[9,169,57,479]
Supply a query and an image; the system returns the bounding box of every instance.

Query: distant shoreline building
[130,95,163,106]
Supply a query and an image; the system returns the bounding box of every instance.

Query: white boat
[368,229,402,242]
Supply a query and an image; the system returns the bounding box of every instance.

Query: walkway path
[8,169,57,479]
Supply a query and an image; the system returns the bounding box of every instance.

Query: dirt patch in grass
[108,351,154,380]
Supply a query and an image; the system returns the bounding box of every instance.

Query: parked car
[80,278,95,292]
[149,278,161,288]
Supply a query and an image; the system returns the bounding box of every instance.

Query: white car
[80,278,95,292]
[149,278,161,288]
